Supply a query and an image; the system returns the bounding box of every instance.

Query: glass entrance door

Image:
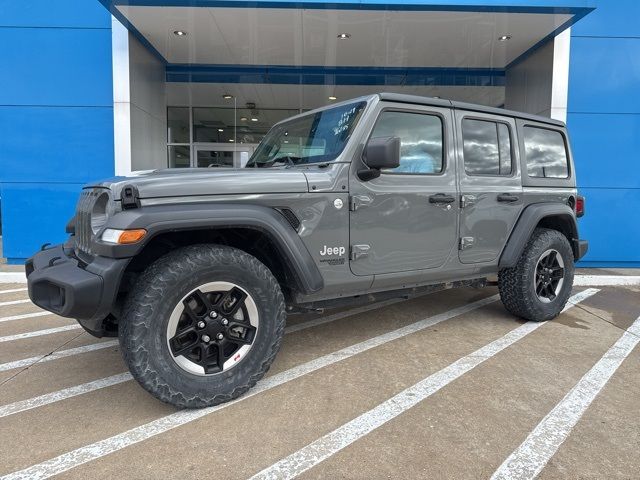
[194,144,255,168]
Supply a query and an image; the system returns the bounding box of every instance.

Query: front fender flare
[92,203,324,294]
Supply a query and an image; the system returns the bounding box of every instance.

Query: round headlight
[90,192,112,234]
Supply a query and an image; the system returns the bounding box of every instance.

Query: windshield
[246,101,367,168]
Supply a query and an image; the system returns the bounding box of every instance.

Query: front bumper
[25,240,129,337]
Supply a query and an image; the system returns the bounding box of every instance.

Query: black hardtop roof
[377,92,565,128]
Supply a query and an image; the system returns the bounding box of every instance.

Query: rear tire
[119,244,285,408]
[498,228,574,322]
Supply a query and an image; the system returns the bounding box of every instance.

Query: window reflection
[462,118,512,176]
[524,127,569,179]
[371,111,443,174]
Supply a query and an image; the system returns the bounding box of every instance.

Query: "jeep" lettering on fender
[319,245,346,256]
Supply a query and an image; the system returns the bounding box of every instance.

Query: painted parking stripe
[0,311,52,324]
[1,294,507,480]
[0,324,81,343]
[0,340,119,373]
[0,288,28,295]
[247,289,600,480]
[0,295,498,420]
[490,313,640,480]
[574,275,640,287]
[0,373,132,419]
[0,294,419,369]
[0,273,26,284]
[0,299,32,307]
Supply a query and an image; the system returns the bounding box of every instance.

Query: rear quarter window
[523,126,569,179]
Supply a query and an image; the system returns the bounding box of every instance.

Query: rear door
[349,103,458,276]
[455,110,523,264]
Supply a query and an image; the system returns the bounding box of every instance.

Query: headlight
[90,192,114,234]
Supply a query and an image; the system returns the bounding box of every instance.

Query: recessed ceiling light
[222,94,233,99]
[229,139,234,142]
[240,117,247,121]
[251,118,259,122]
[498,35,512,41]
[284,140,289,144]
[173,30,187,36]
[328,96,337,100]
[337,33,351,40]
[218,128,224,132]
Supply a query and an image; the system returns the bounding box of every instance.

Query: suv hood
[90,168,310,200]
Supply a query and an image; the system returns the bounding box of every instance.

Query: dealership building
[0,0,638,266]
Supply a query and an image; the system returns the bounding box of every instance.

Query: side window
[370,111,443,174]
[462,118,512,176]
[523,126,569,179]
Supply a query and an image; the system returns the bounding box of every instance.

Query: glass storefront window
[168,145,191,168]
[167,106,301,167]
[167,107,190,144]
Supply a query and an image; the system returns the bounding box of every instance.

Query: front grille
[75,188,102,255]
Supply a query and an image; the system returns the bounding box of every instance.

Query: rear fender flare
[499,203,579,268]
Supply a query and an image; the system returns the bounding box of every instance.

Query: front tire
[119,244,285,408]
[498,228,574,322]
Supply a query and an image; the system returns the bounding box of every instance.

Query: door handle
[429,194,456,205]
[497,193,519,203]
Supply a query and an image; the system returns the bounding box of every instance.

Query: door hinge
[349,195,373,211]
[350,244,371,261]
[460,194,476,209]
[459,237,475,250]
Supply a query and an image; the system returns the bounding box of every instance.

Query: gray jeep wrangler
[26,93,587,408]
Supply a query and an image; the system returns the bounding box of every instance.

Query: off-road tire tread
[119,244,285,408]
[498,228,574,322]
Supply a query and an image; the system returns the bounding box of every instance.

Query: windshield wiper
[255,156,303,169]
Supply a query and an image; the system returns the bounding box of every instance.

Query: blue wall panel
[570,0,640,37]
[569,0,640,267]
[568,113,640,189]
[575,187,640,266]
[0,0,111,28]
[567,37,640,114]
[0,184,83,261]
[0,1,113,262]
[0,106,115,183]
[0,28,113,107]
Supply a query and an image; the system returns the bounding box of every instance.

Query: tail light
[575,195,585,218]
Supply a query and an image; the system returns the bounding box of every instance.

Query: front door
[455,111,523,264]
[349,104,458,276]
[194,144,255,168]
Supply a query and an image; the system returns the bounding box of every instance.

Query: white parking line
[0,273,26,284]
[0,299,32,307]
[0,294,504,479]
[0,288,28,295]
[248,289,600,480]
[0,340,119,373]
[0,324,81,343]
[490,313,640,480]
[0,311,52,324]
[0,373,132,419]
[574,275,640,287]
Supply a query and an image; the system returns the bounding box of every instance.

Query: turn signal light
[575,195,585,218]
[102,228,147,244]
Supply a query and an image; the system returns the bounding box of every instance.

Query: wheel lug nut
[210,311,218,319]
[197,321,206,329]
[202,335,210,343]
[222,318,229,326]
[216,333,224,341]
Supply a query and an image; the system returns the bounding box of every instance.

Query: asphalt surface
[0,282,638,479]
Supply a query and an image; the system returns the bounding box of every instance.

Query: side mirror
[359,136,401,181]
